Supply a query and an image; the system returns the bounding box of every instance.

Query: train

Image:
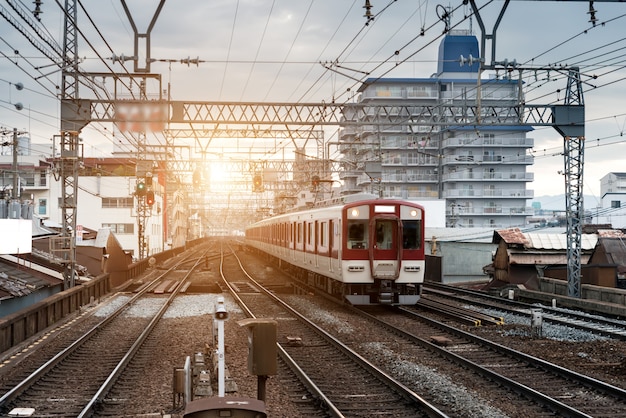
[245,194,425,305]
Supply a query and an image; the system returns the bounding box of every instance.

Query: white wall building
[597,172,626,228]
[1,152,166,259]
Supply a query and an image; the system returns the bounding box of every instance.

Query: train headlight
[351,208,359,217]
[410,209,418,217]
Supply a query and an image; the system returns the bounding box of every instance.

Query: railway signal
[193,170,201,189]
[146,190,155,206]
[239,318,277,401]
[252,174,263,192]
[136,180,146,196]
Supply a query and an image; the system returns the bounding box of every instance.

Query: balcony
[443,155,534,165]
[443,171,534,182]
[445,188,534,199]
[443,136,533,148]
[447,205,535,216]
[381,173,438,183]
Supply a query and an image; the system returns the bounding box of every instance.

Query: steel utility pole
[55,0,81,289]
[559,70,585,298]
[468,0,589,298]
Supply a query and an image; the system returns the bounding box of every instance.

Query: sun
[208,161,234,184]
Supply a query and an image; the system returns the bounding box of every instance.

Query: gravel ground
[288,295,512,417]
[6,267,623,417]
[106,289,626,418]
[91,292,306,417]
[464,307,626,389]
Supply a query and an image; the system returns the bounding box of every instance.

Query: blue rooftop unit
[437,34,480,75]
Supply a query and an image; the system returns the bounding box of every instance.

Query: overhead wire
[4,2,626,185]
[292,0,360,103]
[262,0,315,102]
[219,0,240,100]
[239,0,276,102]
[1,1,140,156]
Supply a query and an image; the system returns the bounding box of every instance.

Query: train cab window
[375,220,394,250]
[402,220,422,250]
[347,221,368,249]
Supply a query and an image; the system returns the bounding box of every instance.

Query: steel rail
[218,243,345,418]
[223,244,449,418]
[424,283,626,341]
[395,305,626,414]
[78,249,209,417]
[0,249,201,410]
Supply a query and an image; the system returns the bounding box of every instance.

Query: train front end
[342,200,425,305]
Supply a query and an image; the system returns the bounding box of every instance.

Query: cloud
[2,1,626,197]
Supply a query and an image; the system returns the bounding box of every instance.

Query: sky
[1,0,626,207]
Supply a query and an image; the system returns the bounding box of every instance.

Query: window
[611,200,621,209]
[482,133,496,145]
[375,219,394,250]
[308,222,314,245]
[38,198,47,215]
[23,172,35,186]
[402,220,422,250]
[102,197,134,208]
[382,152,402,165]
[102,223,134,234]
[347,220,368,249]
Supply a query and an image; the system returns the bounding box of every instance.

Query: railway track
[231,247,626,416]
[417,295,504,326]
[371,305,626,417]
[423,283,626,340]
[220,245,448,418]
[0,249,209,417]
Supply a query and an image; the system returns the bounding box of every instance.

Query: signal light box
[238,319,277,376]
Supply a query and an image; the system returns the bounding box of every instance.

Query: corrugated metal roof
[495,228,528,245]
[599,237,626,266]
[525,233,597,250]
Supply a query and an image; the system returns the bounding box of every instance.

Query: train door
[370,216,400,279]
[332,219,342,273]
[328,219,334,272]
[314,220,319,268]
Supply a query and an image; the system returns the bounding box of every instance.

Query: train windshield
[347,220,368,249]
[375,219,395,250]
[402,219,422,250]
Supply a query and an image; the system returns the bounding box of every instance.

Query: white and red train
[245,195,425,305]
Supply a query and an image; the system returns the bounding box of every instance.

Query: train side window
[402,220,422,249]
[297,223,302,244]
[308,222,314,246]
[347,220,368,249]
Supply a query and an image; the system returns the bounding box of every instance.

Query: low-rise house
[483,228,598,290]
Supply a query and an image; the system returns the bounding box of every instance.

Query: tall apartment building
[339,31,534,228]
